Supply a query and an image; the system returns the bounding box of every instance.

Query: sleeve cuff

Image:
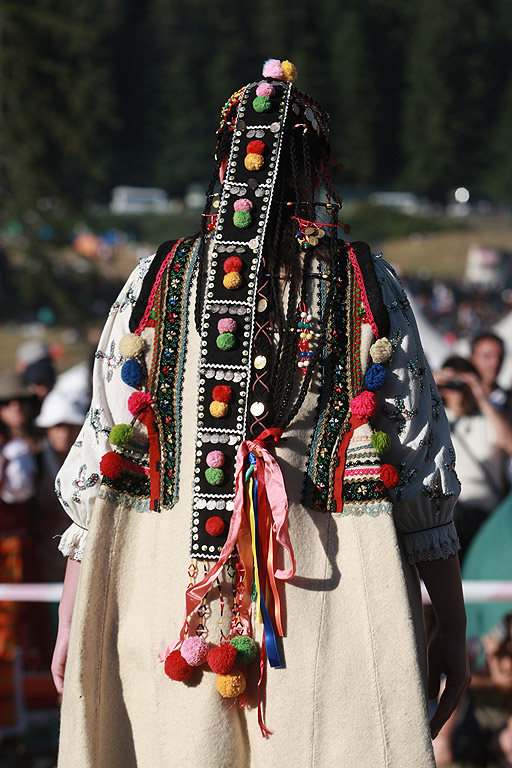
[58,522,88,561]
[402,521,460,565]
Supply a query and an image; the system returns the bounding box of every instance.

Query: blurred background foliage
[1,0,512,216]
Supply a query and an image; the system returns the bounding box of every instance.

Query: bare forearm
[417,555,466,632]
[59,557,81,628]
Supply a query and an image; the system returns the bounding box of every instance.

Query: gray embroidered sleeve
[55,261,148,560]
[371,256,461,564]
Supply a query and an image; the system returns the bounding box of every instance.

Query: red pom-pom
[212,385,232,403]
[100,451,124,479]
[223,256,243,274]
[246,140,265,155]
[207,643,237,674]
[205,516,225,536]
[128,390,153,417]
[164,649,194,681]
[380,464,400,489]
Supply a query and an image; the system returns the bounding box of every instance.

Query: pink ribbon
[158,427,295,661]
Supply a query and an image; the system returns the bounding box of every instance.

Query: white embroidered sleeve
[371,256,461,564]
[56,260,150,560]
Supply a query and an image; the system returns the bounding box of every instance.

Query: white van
[110,186,170,214]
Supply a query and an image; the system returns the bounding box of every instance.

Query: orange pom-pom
[209,401,228,418]
[217,669,246,698]
[223,272,243,290]
[244,153,264,171]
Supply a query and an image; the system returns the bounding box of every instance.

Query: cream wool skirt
[58,296,435,768]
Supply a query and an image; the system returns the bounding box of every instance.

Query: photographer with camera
[435,356,512,561]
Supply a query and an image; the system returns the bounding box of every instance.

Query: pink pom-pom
[350,390,378,419]
[256,82,274,97]
[262,58,283,79]
[180,636,209,667]
[206,450,225,468]
[127,390,153,417]
[233,198,253,212]
[217,318,237,334]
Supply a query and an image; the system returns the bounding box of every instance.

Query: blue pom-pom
[121,358,142,388]
[365,363,386,391]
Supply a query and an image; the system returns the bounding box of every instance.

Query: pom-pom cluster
[348,333,399,493]
[262,58,297,82]
[245,138,266,171]
[233,199,253,230]
[128,390,153,417]
[164,637,256,700]
[223,254,243,291]
[209,384,232,419]
[121,358,143,388]
[100,451,125,479]
[119,332,145,359]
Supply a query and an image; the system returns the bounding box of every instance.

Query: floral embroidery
[430,385,443,422]
[89,407,111,444]
[395,462,418,501]
[71,464,99,503]
[418,425,433,462]
[95,340,123,383]
[55,478,69,510]
[382,396,417,435]
[422,475,455,513]
[390,328,403,351]
[407,352,426,394]
[445,447,456,472]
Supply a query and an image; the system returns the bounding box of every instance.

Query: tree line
[1,0,511,218]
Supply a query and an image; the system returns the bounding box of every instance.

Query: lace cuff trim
[402,521,460,564]
[58,522,88,562]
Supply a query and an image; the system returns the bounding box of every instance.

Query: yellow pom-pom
[244,153,264,171]
[281,60,297,82]
[119,333,145,359]
[370,337,392,364]
[217,669,246,698]
[210,401,229,418]
[223,272,243,290]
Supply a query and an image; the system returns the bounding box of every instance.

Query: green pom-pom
[230,636,257,666]
[253,95,271,113]
[205,467,224,486]
[109,423,133,447]
[216,332,236,351]
[233,210,251,229]
[371,430,391,455]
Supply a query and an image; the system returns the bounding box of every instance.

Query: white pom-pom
[119,333,145,359]
[370,337,392,364]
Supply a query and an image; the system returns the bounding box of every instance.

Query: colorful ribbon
[158,426,295,662]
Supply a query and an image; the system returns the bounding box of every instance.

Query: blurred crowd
[0,341,92,733]
[433,332,512,767]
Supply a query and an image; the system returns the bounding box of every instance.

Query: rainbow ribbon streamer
[245,453,282,669]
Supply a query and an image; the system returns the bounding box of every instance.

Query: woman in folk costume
[52,59,468,767]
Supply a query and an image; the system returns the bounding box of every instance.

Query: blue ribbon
[251,454,282,669]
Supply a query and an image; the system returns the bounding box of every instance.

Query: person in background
[16,340,56,405]
[34,386,90,584]
[0,373,39,676]
[471,332,512,417]
[435,612,512,767]
[435,355,512,560]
